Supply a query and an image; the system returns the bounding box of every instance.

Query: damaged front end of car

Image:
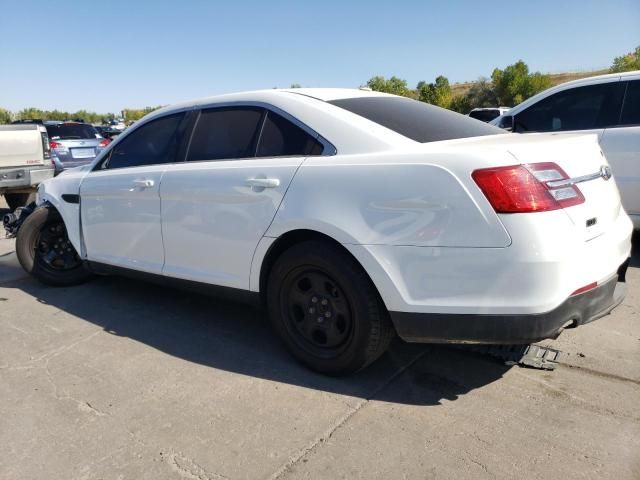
[3,203,36,238]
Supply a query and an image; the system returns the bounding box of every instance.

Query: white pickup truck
[0,123,55,210]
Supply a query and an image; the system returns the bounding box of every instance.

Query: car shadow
[0,250,512,406]
[1,217,639,406]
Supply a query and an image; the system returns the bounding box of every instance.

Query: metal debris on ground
[458,344,562,370]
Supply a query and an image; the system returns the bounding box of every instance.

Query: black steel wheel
[34,221,82,272]
[16,206,93,286]
[267,240,394,375]
[281,267,354,356]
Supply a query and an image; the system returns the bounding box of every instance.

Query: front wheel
[16,206,93,286]
[267,240,394,375]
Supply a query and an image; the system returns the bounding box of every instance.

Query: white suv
[8,89,632,375]
[492,70,640,229]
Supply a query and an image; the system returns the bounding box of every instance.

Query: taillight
[98,138,111,147]
[472,162,585,213]
[49,141,62,149]
[41,132,51,159]
[570,282,597,296]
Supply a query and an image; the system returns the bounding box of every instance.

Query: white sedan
[9,88,633,375]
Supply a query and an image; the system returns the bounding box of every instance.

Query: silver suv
[45,121,109,173]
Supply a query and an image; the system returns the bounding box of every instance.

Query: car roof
[552,69,638,88]
[279,88,397,101]
[154,88,393,114]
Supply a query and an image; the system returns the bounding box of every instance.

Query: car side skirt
[86,261,261,307]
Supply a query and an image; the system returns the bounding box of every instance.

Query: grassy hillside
[450,69,609,97]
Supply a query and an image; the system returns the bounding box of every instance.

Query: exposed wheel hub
[284,270,353,350]
[36,222,81,271]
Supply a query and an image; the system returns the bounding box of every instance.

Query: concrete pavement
[1,202,638,480]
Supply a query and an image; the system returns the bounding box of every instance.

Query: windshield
[46,124,98,140]
[328,96,501,143]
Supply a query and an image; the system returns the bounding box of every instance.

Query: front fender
[37,167,89,255]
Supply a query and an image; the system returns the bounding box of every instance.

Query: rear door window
[514,82,625,132]
[256,111,324,157]
[102,113,186,169]
[619,80,640,126]
[187,108,263,161]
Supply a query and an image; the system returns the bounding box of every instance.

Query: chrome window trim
[192,100,337,157]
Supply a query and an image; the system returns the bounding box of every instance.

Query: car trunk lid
[501,133,621,241]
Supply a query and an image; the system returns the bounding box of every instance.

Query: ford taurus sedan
[9,88,632,375]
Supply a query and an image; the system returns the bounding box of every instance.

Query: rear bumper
[391,260,629,344]
[0,166,54,191]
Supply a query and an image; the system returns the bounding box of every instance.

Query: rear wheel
[4,193,36,211]
[267,240,394,375]
[16,206,92,286]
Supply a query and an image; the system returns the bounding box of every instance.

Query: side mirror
[497,115,514,132]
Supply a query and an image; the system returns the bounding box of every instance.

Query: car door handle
[245,177,280,188]
[130,179,155,190]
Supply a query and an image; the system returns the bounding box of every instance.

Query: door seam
[247,157,308,291]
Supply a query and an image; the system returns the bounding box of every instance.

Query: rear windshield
[46,123,98,140]
[469,109,501,122]
[329,96,501,143]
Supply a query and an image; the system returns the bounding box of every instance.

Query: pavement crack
[44,361,108,417]
[166,452,229,480]
[468,457,489,473]
[0,329,102,370]
[268,349,429,480]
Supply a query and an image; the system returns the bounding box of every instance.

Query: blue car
[44,121,110,173]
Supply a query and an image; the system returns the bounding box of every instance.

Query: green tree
[17,107,45,121]
[14,107,111,124]
[491,60,550,106]
[0,108,11,124]
[290,83,302,88]
[610,46,640,73]
[449,95,471,114]
[366,76,410,96]
[418,75,452,108]
[123,106,163,123]
[465,77,498,109]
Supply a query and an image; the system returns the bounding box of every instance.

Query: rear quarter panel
[265,151,512,248]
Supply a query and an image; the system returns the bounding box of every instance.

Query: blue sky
[1,0,638,113]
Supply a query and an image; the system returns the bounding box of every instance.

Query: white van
[492,71,640,228]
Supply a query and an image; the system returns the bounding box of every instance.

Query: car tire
[16,206,93,286]
[267,240,394,375]
[4,193,36,211]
